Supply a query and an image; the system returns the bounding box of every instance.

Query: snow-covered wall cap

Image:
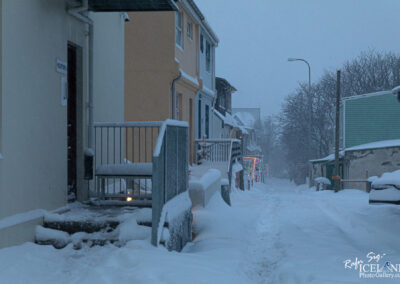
[153,119,189,157]
[346,139,400,152]
[341,90,391,102]
[310,139,400,163]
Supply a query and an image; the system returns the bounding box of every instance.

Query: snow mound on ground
[117,218,151,242]
[314,177,331,185]
[35,226,70,244]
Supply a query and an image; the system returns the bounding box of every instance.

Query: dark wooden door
[67,44,77,198]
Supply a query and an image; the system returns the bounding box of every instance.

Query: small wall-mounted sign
[56,58,68,75]
[61,77,68,106]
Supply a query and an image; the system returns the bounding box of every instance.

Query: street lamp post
[288,58,312,183]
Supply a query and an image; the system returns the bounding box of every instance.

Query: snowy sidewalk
[1,179,400,283]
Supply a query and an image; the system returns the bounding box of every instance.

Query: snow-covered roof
[392,85,400,94]
[233,112,255,130]
[247,144,262,153]
[213,109,236,127]
[310,139,400,163]
[309,151,344,163]
[342,90,391,102]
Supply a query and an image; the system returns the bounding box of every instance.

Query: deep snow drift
[1,178,400,283]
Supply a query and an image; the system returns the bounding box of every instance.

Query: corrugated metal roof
[88,0,178,12]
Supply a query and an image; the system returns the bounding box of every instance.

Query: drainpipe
[67,0,94,151]
[171,72,182,119]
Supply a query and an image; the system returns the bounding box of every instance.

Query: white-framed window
[220,93,226,109]
[175,11,183,47]
[206,40,211,72]
[200,33,204,53]
[0,49,2,159]
[187,21,193,40]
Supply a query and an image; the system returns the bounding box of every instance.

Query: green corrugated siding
[344,92,400,148]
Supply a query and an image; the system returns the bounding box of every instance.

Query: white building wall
[0,1,125,248]
[91,12,125,123]
[210,112,231,139]
[199,29,215,91]
[195,93,213,139]
[196,27,216,140]
[0,0,87,221]
[347,147,400,190]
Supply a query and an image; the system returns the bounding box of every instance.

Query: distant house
[232,108,264,187]
[233,108,262,156]
[211,77,238,138]
[311,91,400,190]
[124,0,218,164]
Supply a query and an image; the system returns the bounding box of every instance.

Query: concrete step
[43,220,120,234]
[35,226,122,249]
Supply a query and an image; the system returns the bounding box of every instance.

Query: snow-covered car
[369,170,400,204]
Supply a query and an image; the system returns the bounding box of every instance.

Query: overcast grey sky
[196,0,400,118]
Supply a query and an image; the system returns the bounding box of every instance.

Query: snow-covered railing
[195,138,241,164]
[195,138,242,190]
[151,120,190,248]
[93,121,162,199]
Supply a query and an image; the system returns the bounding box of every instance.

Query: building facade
[0,0,177,249]
[341,91,400,148]
[211,77,238,139]
[311,91,400,190]
[195,19,218,140]
[125,0,217,163]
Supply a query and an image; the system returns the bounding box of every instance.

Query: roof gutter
[67,0,95,151]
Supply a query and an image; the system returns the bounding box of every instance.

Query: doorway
[189,98,193,164]
[67,44,77,199]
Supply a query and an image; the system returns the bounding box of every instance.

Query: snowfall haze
[196,0,400,117]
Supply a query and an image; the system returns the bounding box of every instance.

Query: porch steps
[44,220,120,234]
[34,205,168,249]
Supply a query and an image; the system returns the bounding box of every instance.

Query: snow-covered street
[1,179,400,284]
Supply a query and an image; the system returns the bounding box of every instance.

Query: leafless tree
[268,50,400,184]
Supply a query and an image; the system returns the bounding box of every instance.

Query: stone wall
[346,147,400,190]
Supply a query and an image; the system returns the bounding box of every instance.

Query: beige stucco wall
[175,4,199,80]
[346,147,400,190]
[125,9,201,163]
[125,11,177,122]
